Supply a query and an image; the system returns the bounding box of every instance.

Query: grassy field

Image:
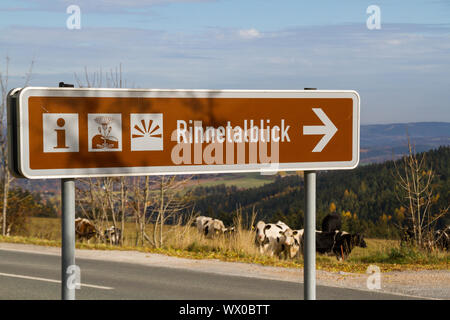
[185,172,277,190]
[1,217,448,273]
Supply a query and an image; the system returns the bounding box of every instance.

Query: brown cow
[75,218,97,243]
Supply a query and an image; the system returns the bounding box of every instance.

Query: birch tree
[149,176,192,248]
[0,56,34,236]
[394,140,449,249]
[128,175,192,248]
[74,65,129,244]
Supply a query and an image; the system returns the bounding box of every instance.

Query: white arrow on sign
[303,108,338,152]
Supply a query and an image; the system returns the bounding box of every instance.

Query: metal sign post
[59,82,76,300]
[61,177,76,300]
[303,88,317,300]
[304,170,316,300]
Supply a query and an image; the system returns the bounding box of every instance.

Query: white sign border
[17,87,360,179]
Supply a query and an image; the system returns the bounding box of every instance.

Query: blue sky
[0,0,449,124]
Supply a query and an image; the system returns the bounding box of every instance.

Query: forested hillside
[190,146,449,238]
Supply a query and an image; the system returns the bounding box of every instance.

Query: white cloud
[238,28,261,39]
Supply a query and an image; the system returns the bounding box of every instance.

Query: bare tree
[394,139,449,249]
[128,176,151,246]
[76,178,109,242]
[149,176,193,248]
[108,176,127,245]
[74,65,129,244]
[127,175,192,248]
[0,56,34,236]
[74,65,195,248]
[74,64,126,89]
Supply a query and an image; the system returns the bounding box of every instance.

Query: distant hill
[360,122,450,163]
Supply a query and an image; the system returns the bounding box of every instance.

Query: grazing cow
[322,212,342,232]
[275,220,290,231]
[195,216,213,233]
[224,226,236,237]
[291,229,304,258]
[254,220,291,256]
[104,226,122,245]
[400,227,415,245]
[75,218,97,242]
[254,221,267,253]
[435,226,449,251]
[276,229,304,259]
[203,218,227,238]
[310,231,367,261]
[334,232,367,260]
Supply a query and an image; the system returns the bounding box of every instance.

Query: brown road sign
[8,87,360,179]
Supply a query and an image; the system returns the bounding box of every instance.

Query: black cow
[400,227,415,245]
[312,231,367,261]
[321,213,342,232]
[335,232,367,260]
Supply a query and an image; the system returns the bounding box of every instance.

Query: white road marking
[0,272,113,290]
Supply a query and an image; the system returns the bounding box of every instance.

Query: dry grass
[2,216,448,273]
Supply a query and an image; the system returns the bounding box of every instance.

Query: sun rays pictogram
[130,114,163,151]
[132,119,162,139]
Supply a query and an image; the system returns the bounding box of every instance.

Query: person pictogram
[91,116,119,150]
[87,114,122,152]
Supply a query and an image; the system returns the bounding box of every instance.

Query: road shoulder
[0,242,447,300]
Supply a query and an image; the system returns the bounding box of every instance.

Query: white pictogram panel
[130,114,163,151]
[88,114,122,152]
[43,113,79,153]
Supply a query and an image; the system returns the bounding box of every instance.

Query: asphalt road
[0,248,420,300]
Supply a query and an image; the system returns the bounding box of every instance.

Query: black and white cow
[204,218,228,238]
[195,216,234,238]
[306,231,367,261]
[276,229,304,259]
[254,220,291,256]
[104,226,122,245]
[254,221,268,253]
[321,212,342,233]
[195,216,213,233]
[224,226,236,237]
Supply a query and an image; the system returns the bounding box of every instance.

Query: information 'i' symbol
[54,118,69,149]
